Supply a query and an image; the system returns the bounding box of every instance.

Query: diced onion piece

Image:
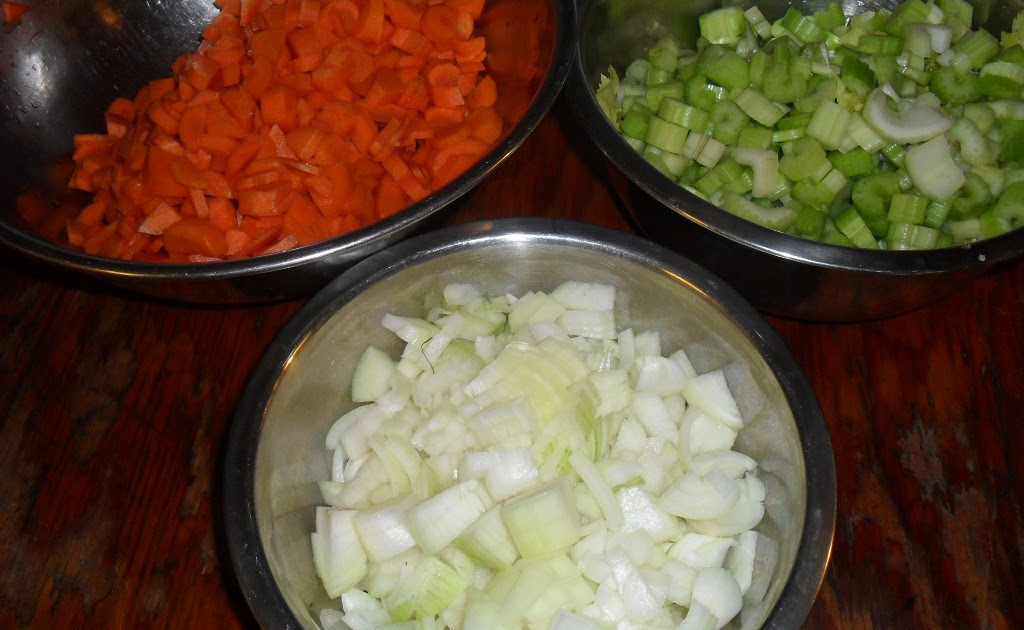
[502,479,582,558]
[660,471,740,520]
[312,507,368,599]
[456,505,521,569]
[407,479,491,555]
[387,555,468,622]
[353,498,417,562]
[681,371,743,430]
[691,567,743,630]
[634,355,690,394]
[570,451,625,530]
[551,281,617,311]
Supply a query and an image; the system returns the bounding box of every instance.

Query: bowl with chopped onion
[222,218,836,629]
[566,0,1024,321]
[0,0,575,303]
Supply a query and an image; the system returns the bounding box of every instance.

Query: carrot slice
[2,2,30,23]
[163,217,229,257]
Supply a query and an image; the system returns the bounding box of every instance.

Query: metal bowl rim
[222,216,837,630]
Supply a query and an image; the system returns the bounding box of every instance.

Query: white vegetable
[503,479,583,558]
[353,498,417,562]
[681,371,743,430]
[862,86,954,144]
[312,283,769,629]
[408,480,492,555]
[905,134,967,201]
[312,507,368,598]
[551,281,617,311]
[691,567,743,630]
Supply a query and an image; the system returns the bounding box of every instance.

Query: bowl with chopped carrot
[566,0,1024,321]
[222,218,836,629]
[0,0,574,302]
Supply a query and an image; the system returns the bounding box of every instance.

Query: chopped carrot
[163,217,229,257]
[51,0,531,262]
[138,202,184,235]
[2,2,29,24]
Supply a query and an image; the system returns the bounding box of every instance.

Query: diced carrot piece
[374,173,409,218]
[261,85,299,131]
[145,147,189,197]
[354,0,385,43]
[259,233,300,255]
[242,57,276,98]
[465,105,504,143]
[224,228,255,256]
[389,27,430,56]
[421,4,473,45]
[179,104,208,150]
[466,73,497,109]
[208,198,240,231]
[2,2,30,23]
[384,0,424,30]
[171,155,212,189]
[298,0,321,25]
[138,202,183,235]
[163,217,229,257]
[286,125,324,161]
[238,182,291,216]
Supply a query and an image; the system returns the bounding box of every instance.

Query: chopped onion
[311,282,768,628]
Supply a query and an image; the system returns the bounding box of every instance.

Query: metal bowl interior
[223,218,836,629]
[0,0,576,303]
[566,0,1024,321]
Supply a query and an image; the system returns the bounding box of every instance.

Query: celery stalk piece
[720,192,798,232]
[835,207,881,248]
[734,88,786,127]
[862,86,954,143]
[699,6,747,46]
[904,135,967,201]
[805,101,852,150]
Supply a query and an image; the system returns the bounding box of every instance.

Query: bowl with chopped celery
[222,218,835,629]
[567,0,1024,321]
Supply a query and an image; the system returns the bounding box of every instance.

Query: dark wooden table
[1,95,1022,629]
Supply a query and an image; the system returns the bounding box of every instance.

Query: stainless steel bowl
[566,0,1024,321]
[222,218,836,629]
[0,0,575,303]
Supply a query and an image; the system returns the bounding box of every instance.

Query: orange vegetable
[51,0,527,262]
[2,2,29,24]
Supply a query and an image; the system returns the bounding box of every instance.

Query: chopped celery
[593,0,1024,248]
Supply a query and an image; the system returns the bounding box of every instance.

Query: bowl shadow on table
[566,0,1024,323]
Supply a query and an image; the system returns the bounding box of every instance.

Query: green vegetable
[594,0,1024,248]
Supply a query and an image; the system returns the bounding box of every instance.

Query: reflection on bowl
[566,0,1024,321]
[0,0,576,303]
[222,218,836,629]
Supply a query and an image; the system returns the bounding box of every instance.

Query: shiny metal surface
[0,0,576,303]
[566,0,1024,322]
[223,218,836,629]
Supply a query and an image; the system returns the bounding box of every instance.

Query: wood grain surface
[1,96,1022,629]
